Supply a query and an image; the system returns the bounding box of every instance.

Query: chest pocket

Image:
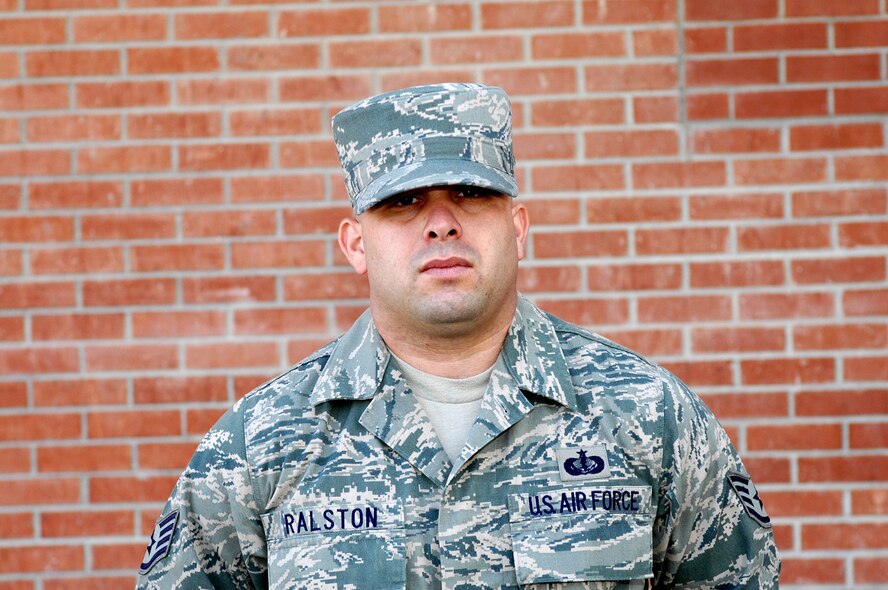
[507,485,653,587]
[262,501,406,590]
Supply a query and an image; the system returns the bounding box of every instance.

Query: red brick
[687,93,729,120]
[0,149,70,176]
[587,263,682,291]
[379,4,472,32]
[749,423,842,450]
[485,67,578,95]
[661,360,734,387]
[636,227,729,255]
[846,356,888,381]
[518,266,582,293]
[599,328,682,356]
[76,81,169,109]
[0,317,22,341]
[0,216,73,242]
[283,274,368,302]
[536,298,629,326]
[186,407,226,434]
[804,522,888,549]
[139,441,199,470]
[585,63,676,92]
[27,114,121,142]
[88,409,180,439]
[583,0,675,22]
[431,35,523,64]
[234,307,328,334]
[134,376,228,404]
[278,8,369,37]
[786,0,879,16]
[90,475,177,503]
[793,256,886,284]
[514,133,576,161]
[0,513,32,537]
[26,50,119,77]
[280,140,339,168]
[31,246,124,275]
[230,108,321,136]
[780,559,846,584]
[183,276,277,304]
[0,546,83,574]
[845,289,888,316]
[690,193,783,220]
[740,292,835,320]
[739,223,831,251]
[0,18,66,44]
[638,295,731,323]
[92,543,146,572]
[851,423,888,449]
[330,39,421,68]
[187,342,279,369]
[0,478,80,506]
[794,188,886,218]
[788,54,881,83]
[132,310,227,339]
[0,249,21,276]
[482,1,573,28]
[279,75,370,102]
[853,489,888,515]
[521,198,580,225]
[693,327,785,353]
[585,130,678,158]
[741,358,835,385]
[532,32,625,59]
[633,161,725,189]
[41,510,133,538]
[532,164,625,192]
[73,14,167,42]
[734,23,827,51]
[32,313,124,340]
[180,143,269,171]
[177,78,269,105]
[588,196,681,223]
[228,44,319,71]
[0,117,16,141]
[767,490,844,517]
[232,240,326,270]
[230,175,324,204]
[836,155,888,182]
[744,457,791,483]
[38,446,131,473]
[128,112,221,139]
[175,11,266,39]
[686,0,776,20]
[283,206,350,234]
[0,282,76,309]
[0,84,68,111]
[83,278,176,307]
[690,260,784,287]
[684,27,726,53]
[534,230,628,258]
[690,128,780,154]
[532,99,625,126]
[132,177,224,207]
[686,58,778,86]
[183,209,276,238]
[0,443,28,471]
[380,71,476,93]
[0,184,18,210]
[81,213,174,241]
[33,379,127,407]
[700,392,788,419]
[77,146,171,174]
[841,221,888,247]
[735,89,828,119]
[633,96,678,123]
[797,388,888,417]
[88,343,176,373]
[835,86,888,115]
[26,0,116,8]
[734,158,827,185]
[794,123,883,152]
[127,46,219,74]
[0,413,80,442]
[131,244,225,272]
[856,557,888,584]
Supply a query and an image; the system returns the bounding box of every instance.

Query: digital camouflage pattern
[137,296,780,589]
[332,83,518,214]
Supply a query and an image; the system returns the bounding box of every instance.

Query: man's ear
[338,216,367,274]
[512,204,529,261]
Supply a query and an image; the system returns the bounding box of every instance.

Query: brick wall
[1,0,886,587]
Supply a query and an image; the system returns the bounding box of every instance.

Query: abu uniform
[136,296,779,588]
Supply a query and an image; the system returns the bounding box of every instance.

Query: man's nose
[424,199,462,240]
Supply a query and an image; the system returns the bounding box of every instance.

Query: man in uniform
[136,83,780,589]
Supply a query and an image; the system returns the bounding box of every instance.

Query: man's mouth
[420,257,472,277]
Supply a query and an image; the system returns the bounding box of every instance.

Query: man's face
[339,186,529,336]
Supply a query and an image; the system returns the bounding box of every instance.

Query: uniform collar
[310,294,577,411]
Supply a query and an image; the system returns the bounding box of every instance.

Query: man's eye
[457,187,495,199]
[391,194,420,207]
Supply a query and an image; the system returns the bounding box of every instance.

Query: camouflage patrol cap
[332,83,518,214]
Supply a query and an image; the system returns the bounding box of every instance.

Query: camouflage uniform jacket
[137,296,780,589]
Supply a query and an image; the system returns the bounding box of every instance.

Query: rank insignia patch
[139,509,179,575]
[556,446,610,481]
[728,472,772,528]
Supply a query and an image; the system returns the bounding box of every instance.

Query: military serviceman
[136,83,780,589]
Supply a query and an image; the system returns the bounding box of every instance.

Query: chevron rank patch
[728,472,772,528]
[139,509,179,575]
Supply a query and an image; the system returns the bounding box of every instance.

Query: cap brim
[352,159,518,214]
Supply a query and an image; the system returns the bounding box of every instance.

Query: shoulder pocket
[507,485,653,585]
[263,501,406,589]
